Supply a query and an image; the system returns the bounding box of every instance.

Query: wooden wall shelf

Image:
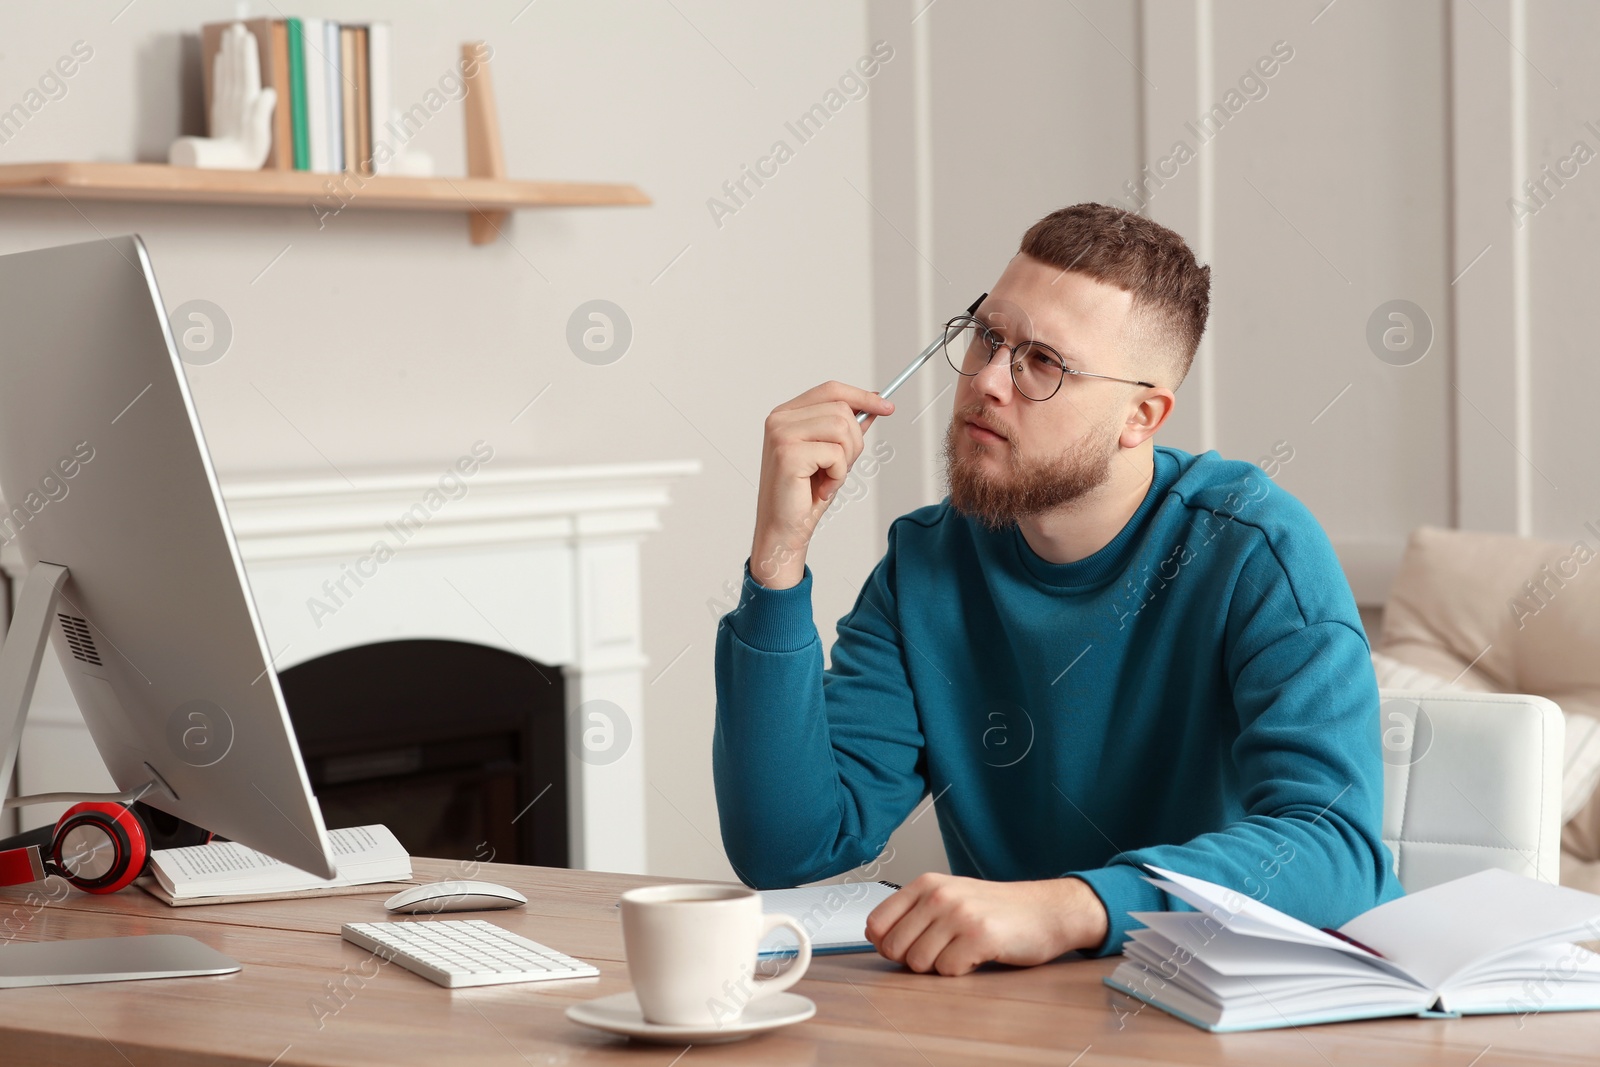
[0,160,649,214]
[0,44,647,245]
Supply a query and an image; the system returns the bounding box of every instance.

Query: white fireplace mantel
[2,458,701,875]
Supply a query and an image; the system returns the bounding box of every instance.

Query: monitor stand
[0,561,242,985]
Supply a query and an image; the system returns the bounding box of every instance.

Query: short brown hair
[1018,203,1210,386]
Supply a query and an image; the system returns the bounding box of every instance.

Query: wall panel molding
[1450,0,1528,534]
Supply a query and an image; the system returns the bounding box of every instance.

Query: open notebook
[758,880,900,956]
[1106,864,1600,1032]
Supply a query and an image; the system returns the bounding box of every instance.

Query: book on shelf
[136,824,412,906]
[283,17,308,169]
[339,25,358,172]
[368,23,393,175]
[199,17,392,176]
[1105,863,1600,1033]
[301,17,329,173]
[199,17,291,170]
[354,25,373,175]
[323,18,343,174]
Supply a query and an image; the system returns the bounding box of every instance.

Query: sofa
[1370,525,1600,893]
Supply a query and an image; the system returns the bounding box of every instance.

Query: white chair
[1379,689,1564,892]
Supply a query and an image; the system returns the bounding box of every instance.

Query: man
[712,202,1401,976]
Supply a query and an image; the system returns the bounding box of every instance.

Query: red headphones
[0,801,212,895]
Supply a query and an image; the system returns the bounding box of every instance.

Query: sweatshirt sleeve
[712,537,927,888]
[1065,543,1403,957]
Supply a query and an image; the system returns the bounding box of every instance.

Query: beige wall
[0,1,884,879]
[866,0,1598,607]
[1459,0,1600,541]
[862,0,1600,882]
[3,1,1596,883]
[868,0,1460,607]
[1146,0,1457,600]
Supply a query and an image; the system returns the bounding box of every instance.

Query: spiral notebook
[757,880,900,956]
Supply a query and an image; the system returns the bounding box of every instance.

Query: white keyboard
[341,920,600,989]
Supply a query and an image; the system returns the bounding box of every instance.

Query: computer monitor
[0,234,336,883]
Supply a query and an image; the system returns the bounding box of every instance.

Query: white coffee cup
[619,883,812,1028]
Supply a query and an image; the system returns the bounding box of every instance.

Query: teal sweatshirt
[712,445,1403,957]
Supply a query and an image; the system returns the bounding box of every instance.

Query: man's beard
[941,411,1120,531]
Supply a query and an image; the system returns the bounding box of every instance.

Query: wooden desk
[0,857,1593,1065]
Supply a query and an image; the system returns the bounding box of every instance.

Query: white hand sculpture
[169,22,277,170]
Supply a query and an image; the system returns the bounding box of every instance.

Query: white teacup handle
[751,912,812,999]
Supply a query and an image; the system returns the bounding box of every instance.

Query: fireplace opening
[276,638,567,868]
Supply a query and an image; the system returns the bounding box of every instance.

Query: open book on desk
[136,825,413,906]
[1106,863,1600,1033]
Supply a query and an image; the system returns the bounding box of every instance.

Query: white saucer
[566,990,815,1044]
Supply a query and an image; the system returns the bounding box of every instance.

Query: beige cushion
[1380,527,1600,700]
[1371,650,1461,693]
[1376,527,1600,884]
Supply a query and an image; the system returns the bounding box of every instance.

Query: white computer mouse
[384,880,529,914]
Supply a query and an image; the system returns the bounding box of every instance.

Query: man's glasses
[942,312,1156,402]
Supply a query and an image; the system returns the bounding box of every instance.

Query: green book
[285,17,309,170]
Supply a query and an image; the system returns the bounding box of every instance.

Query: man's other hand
[864,872,1110,976]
